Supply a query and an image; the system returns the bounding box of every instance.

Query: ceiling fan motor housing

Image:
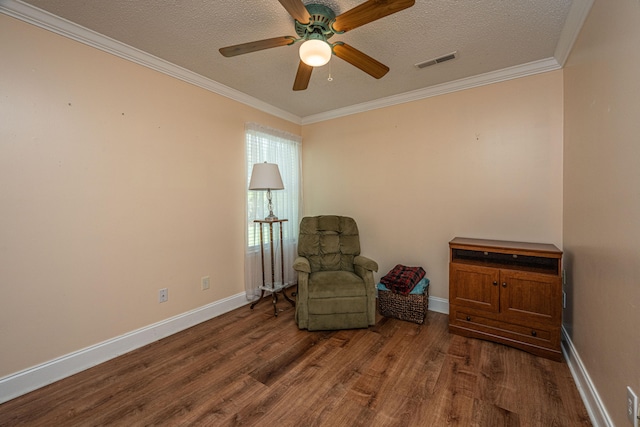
[295,3,338,44]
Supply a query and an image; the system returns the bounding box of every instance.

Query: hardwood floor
[0,294,591,426]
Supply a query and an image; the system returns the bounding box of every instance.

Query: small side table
[250,219,295,316]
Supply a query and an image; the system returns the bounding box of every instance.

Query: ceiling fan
[219,0,415,91]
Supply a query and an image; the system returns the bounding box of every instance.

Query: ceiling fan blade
[293,61,313,91]
[278,0,311,23]
[219,36,295,57]
[333,0,415,33]
[333,43,389,79]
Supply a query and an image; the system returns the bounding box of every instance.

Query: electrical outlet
[201,276,210,290]
[628,386,638,426]
[158,288,168,303]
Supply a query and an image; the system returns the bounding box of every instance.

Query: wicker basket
[378,287,429,324]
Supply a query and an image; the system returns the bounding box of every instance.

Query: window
[244,123,302,299]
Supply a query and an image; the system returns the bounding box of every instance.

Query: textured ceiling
[10,0,575,120]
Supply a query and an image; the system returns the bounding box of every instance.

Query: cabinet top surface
[449,237,561,255]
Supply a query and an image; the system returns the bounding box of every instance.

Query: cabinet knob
[502,282,507,288]
[493,281,498,286]
[466,316,471,321]
[531,330,537,337]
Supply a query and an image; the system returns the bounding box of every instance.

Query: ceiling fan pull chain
[328,61,333,82]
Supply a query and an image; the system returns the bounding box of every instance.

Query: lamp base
[265,189,278,221]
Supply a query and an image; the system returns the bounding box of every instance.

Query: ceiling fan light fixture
[299,39,332,67]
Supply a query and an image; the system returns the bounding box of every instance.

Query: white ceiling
[2,0,591,123]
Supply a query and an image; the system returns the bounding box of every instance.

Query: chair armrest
[293,256,311,273]
[354,255,378,272]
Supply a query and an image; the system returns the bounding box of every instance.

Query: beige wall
[563,0,640,425]
[302,71,564,302]
[6,4,636,422]
[0,15,300,377]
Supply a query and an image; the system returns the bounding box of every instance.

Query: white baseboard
[561,326,614,427]
[2,293,607,427]
[426,303,610,426]
[428,296,450,315]
[0,292,249,404]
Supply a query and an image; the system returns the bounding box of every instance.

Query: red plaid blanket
[380,264,426,296]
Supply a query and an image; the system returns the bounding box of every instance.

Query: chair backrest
[298,216,361,273]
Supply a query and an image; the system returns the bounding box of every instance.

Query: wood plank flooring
[0,294,592,426]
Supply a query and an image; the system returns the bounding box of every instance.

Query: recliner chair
[293,215,378,331]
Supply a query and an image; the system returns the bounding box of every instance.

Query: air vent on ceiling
[415,51,458,69]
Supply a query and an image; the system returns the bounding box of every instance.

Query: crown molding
[554,0,596,66]
[303,0,595,125]
[302,57,561,124]
[1,0,593,125]
[0,0,303,125]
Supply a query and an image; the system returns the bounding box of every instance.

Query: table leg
[250,288,266,309]
[283,289,295,306]
[251,219,292,316]
[272,291,278,316]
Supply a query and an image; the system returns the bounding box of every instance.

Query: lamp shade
[249,162,284,190]
[299,39,332,67]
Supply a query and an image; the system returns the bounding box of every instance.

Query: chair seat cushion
[308,271,366,299]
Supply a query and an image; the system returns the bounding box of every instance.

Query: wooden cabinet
[449,237,563,361]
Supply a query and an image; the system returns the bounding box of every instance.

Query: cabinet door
[450,264,500,313]
[500,270,561,325]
